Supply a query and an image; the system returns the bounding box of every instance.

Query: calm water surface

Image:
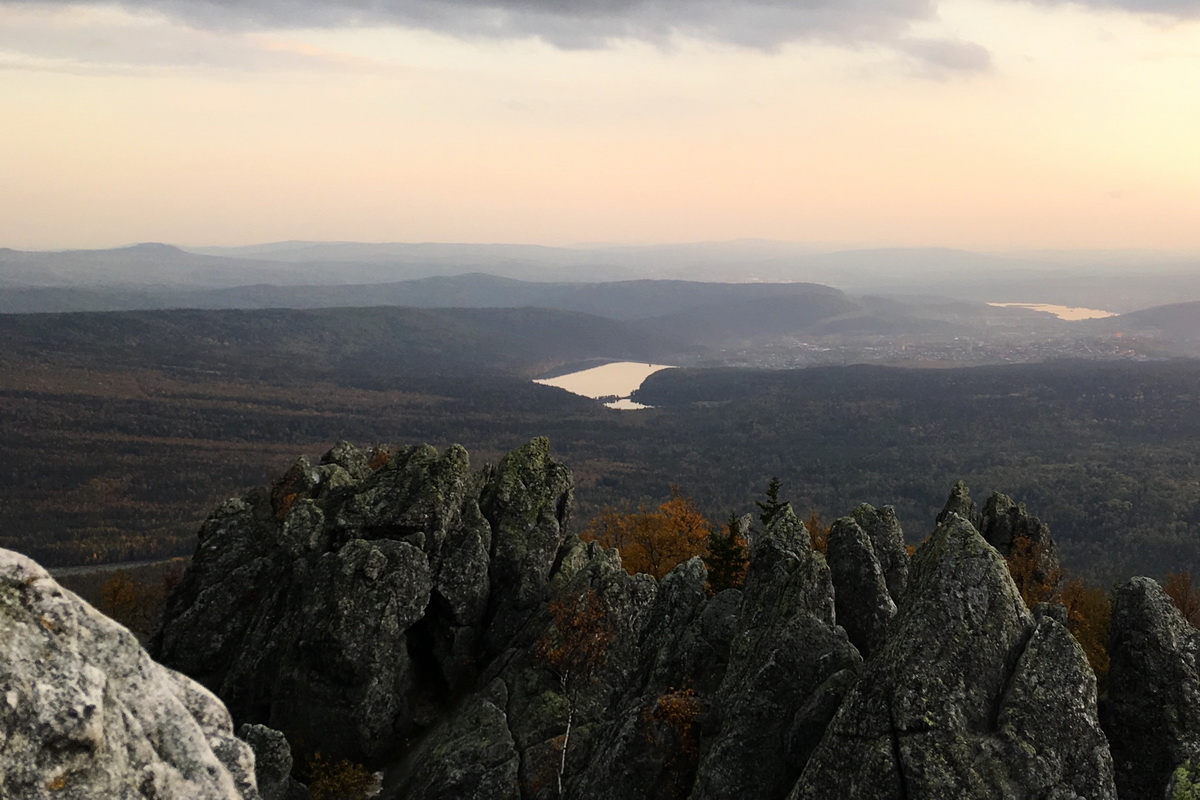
[988,302,1116,321]
[534,362,675,409]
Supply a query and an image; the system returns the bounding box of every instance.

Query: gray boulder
[791,513,1115,799]
[825,515,896,658]
[850,503,909,602]
[1105,577,1200,799]
[238,724,308,800]
[0,548,260,800]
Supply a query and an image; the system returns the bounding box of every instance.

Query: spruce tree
[756,477,786,527]
[704,512,748,593]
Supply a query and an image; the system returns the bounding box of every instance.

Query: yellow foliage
[583,487,712,579]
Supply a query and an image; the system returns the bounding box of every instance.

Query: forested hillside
[3,304,1199,583]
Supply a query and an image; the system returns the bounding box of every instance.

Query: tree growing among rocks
[582,487,711,579]
[536,588,614,798]
[703,513,747,594]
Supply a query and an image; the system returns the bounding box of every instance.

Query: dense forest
[2,302,1199,583]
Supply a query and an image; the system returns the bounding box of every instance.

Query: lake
[534,362,676,409]
[988,302,1116,321]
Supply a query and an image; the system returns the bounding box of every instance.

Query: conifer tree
[704,512,748,593]
[756,477,787,527]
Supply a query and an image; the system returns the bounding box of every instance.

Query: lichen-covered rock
[936,480,979,528]
[383,680,520,800]
[791,513,1116,800]
[825,516,896,657]
[480,438,574,655]
[155,438,573,767]
[1105,577,1200,800]
[238,724,307,800]
[0,548,260,800]
[690,505,861,800]
[978,490,1062,588]
[850,503,908,602]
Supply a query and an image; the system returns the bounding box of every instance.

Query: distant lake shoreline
[988,302,1116,321]
[534,361,676,409]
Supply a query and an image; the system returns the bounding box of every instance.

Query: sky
[1,0,1198,252]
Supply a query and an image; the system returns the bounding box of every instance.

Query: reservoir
[988,302,1116,321]
[534,362,676,409]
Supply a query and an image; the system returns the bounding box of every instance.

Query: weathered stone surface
[936,480,979,528]
[690,505,861,800]
[238,724,307,800]
[979,490,1062,587]
[0,548,260,800]
[384,680,520,800]
[1105,577,1200,800]
[155,438,573,767]
[791,514,1116,800]
[480,438,574,656]
[850,503,908,602]
[152,450,1134,800]
[825,516,896,657]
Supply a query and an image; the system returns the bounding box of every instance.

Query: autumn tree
[703,513,748,594]
[1165,571,1200,628]
[536,589,614,798]
[644,687,703,798]
[804,510,830,554]
[1004,535,1063,608]
[1059,579,1112,684]
[582,487,712,579]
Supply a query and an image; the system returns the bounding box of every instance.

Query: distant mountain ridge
[5,240,1198,313]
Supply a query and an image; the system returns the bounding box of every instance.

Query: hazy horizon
[3,0,1199,254]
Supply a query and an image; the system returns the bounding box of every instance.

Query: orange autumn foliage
[1059,579,1112,684]
[804,510,830,554]
[1004,535,1063,608]
[583,487,712,579]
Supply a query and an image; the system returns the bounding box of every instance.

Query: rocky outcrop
[0,548,261,800]
[791,513,1115,799]
[825,515,897,657]
[850,503,909,602]
[978,490,1062,589]
[1104,577,1200,799]
[690,506,861,799]
[147,447,1134,800]
[154,438,571,766]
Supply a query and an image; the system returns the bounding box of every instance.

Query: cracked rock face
[825,515,897,658]
[791,513,1115,800]
[1105,577,1200,800]
[155,437,572,767]
[0,548,260,800]
[690,505,861,800]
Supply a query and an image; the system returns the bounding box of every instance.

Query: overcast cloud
[3,0,948,49]
[1,0,1194,76]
